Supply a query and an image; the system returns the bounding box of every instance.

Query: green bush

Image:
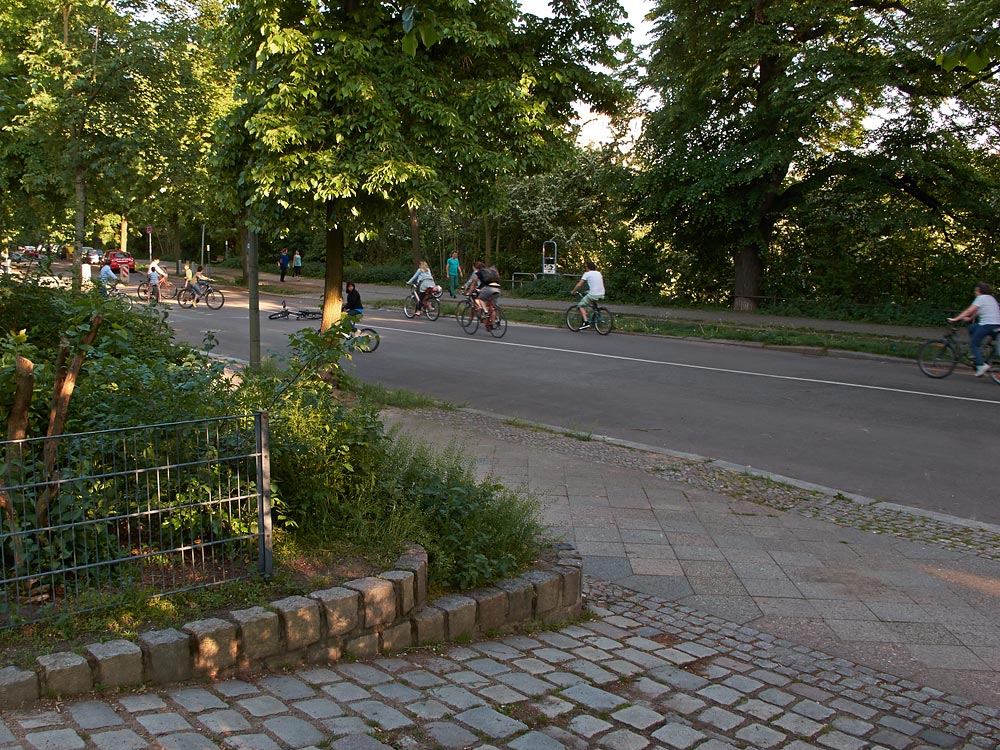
[344,262,412,285]
[510,276,576,299]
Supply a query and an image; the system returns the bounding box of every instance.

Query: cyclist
[570,261,605,330]
[98,257,118,297]
[949,281,1000,377]
[148,258,168,302]
[345,280,363,327]
[406,260,436,316]
[468,261,501,325]
[182,261,195,291]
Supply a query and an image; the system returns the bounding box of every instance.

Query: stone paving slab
[1,581,998,749]
[383,408,1000,707]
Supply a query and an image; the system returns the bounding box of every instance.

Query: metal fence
[0,413,272,629]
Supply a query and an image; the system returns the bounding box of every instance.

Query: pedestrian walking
[292,250,303,277]
[277,248,290,282]
[446,251,463,298]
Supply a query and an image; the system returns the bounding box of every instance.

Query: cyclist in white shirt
[571,261,606,330]
[949,281,1000,377]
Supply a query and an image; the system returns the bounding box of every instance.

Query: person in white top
[949,281,1000,377]
[571,261,606,329]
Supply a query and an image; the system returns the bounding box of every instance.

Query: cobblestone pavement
[4,407,1000,749]
[383,408,1000,708]
[2,578,999,750]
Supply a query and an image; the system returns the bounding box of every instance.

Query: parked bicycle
[178,283,225,310]
[566,292,613,334]
[267,300,322,320]
[457,292,507,338]
[917,325,1000,384]
[403,283,441,320]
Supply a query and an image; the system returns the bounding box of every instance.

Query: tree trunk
[38,316,103,527]
[732,245,763,311]
[408,206,421,266]
[322,199,344,332]
[238,213,249,285]
[119,215,128,253]
[483,215,492,266]
[72,165,86,292]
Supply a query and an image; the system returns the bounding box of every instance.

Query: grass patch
[338,373,450,409]
[465,303,924,359]
[0,533,379,670]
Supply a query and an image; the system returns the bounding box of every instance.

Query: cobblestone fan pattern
[1,581,997,750]
[411,409,1000,561]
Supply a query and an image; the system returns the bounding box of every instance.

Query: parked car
[81,247,102,264]
[102,250,136,273]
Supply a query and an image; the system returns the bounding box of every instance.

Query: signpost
[146,225,152,265]
[542,240,557,275]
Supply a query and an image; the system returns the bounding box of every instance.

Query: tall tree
[636,0,999,310]
[217,0,633,330]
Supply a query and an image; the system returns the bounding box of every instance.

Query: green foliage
[344,263,413,286]
[636,0,1000,308]
[511,276,577,299]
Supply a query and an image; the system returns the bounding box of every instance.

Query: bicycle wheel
[917,340,957,378]
[487,306,507,338]
[460,305,479,334]
[355,328,380,352]
[566,305,584,332]
[268,309,290,320]
[299,309,322,320]
[205,289,225,310]
[425,297,440,321]
[455,300,471,325]
[136,281,149,302]
[110,292,133,313]
[177,288,195,309]
[403,295,417,318]
[594,307,614,335]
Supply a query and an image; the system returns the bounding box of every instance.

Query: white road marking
[372,324,1000,406]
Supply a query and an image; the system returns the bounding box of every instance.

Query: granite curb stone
[0,543,582,709]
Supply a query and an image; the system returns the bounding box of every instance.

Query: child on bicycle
[949,281,1000,377]
[571,261,605,330]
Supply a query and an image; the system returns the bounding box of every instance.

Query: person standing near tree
[293,249,303,277]
[277,248,290,282]
[446,251,463,298]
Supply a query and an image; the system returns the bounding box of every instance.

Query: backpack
[481,266,500,284]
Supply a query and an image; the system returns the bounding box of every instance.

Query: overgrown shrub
[343,262,412,285]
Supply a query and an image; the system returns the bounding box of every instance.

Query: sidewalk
[3,408,998,750]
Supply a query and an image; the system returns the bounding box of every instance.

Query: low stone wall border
[0,543,583,709]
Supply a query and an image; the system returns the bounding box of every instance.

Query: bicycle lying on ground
[566,292,613,335]
[917,325,1000,384]
[178,283,225,310]
[267,300,322,320]
[403,284,441,320]
[456,292,507,338]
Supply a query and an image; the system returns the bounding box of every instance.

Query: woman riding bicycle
[406,260,436,316]
[949,281,1000,377]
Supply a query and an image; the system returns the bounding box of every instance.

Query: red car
[103,251,136,272]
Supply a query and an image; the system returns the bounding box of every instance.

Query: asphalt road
[167,291,1000,527]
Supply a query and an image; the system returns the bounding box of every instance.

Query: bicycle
[178,283,225,310]
[103,284,134,312]
[403,284,440,320]
[267,300,322,320]
[457,293,507,338]
[566,292,613,335]
[917,325,1000,384]
[136,276,180,304]
[342,324,380,353]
